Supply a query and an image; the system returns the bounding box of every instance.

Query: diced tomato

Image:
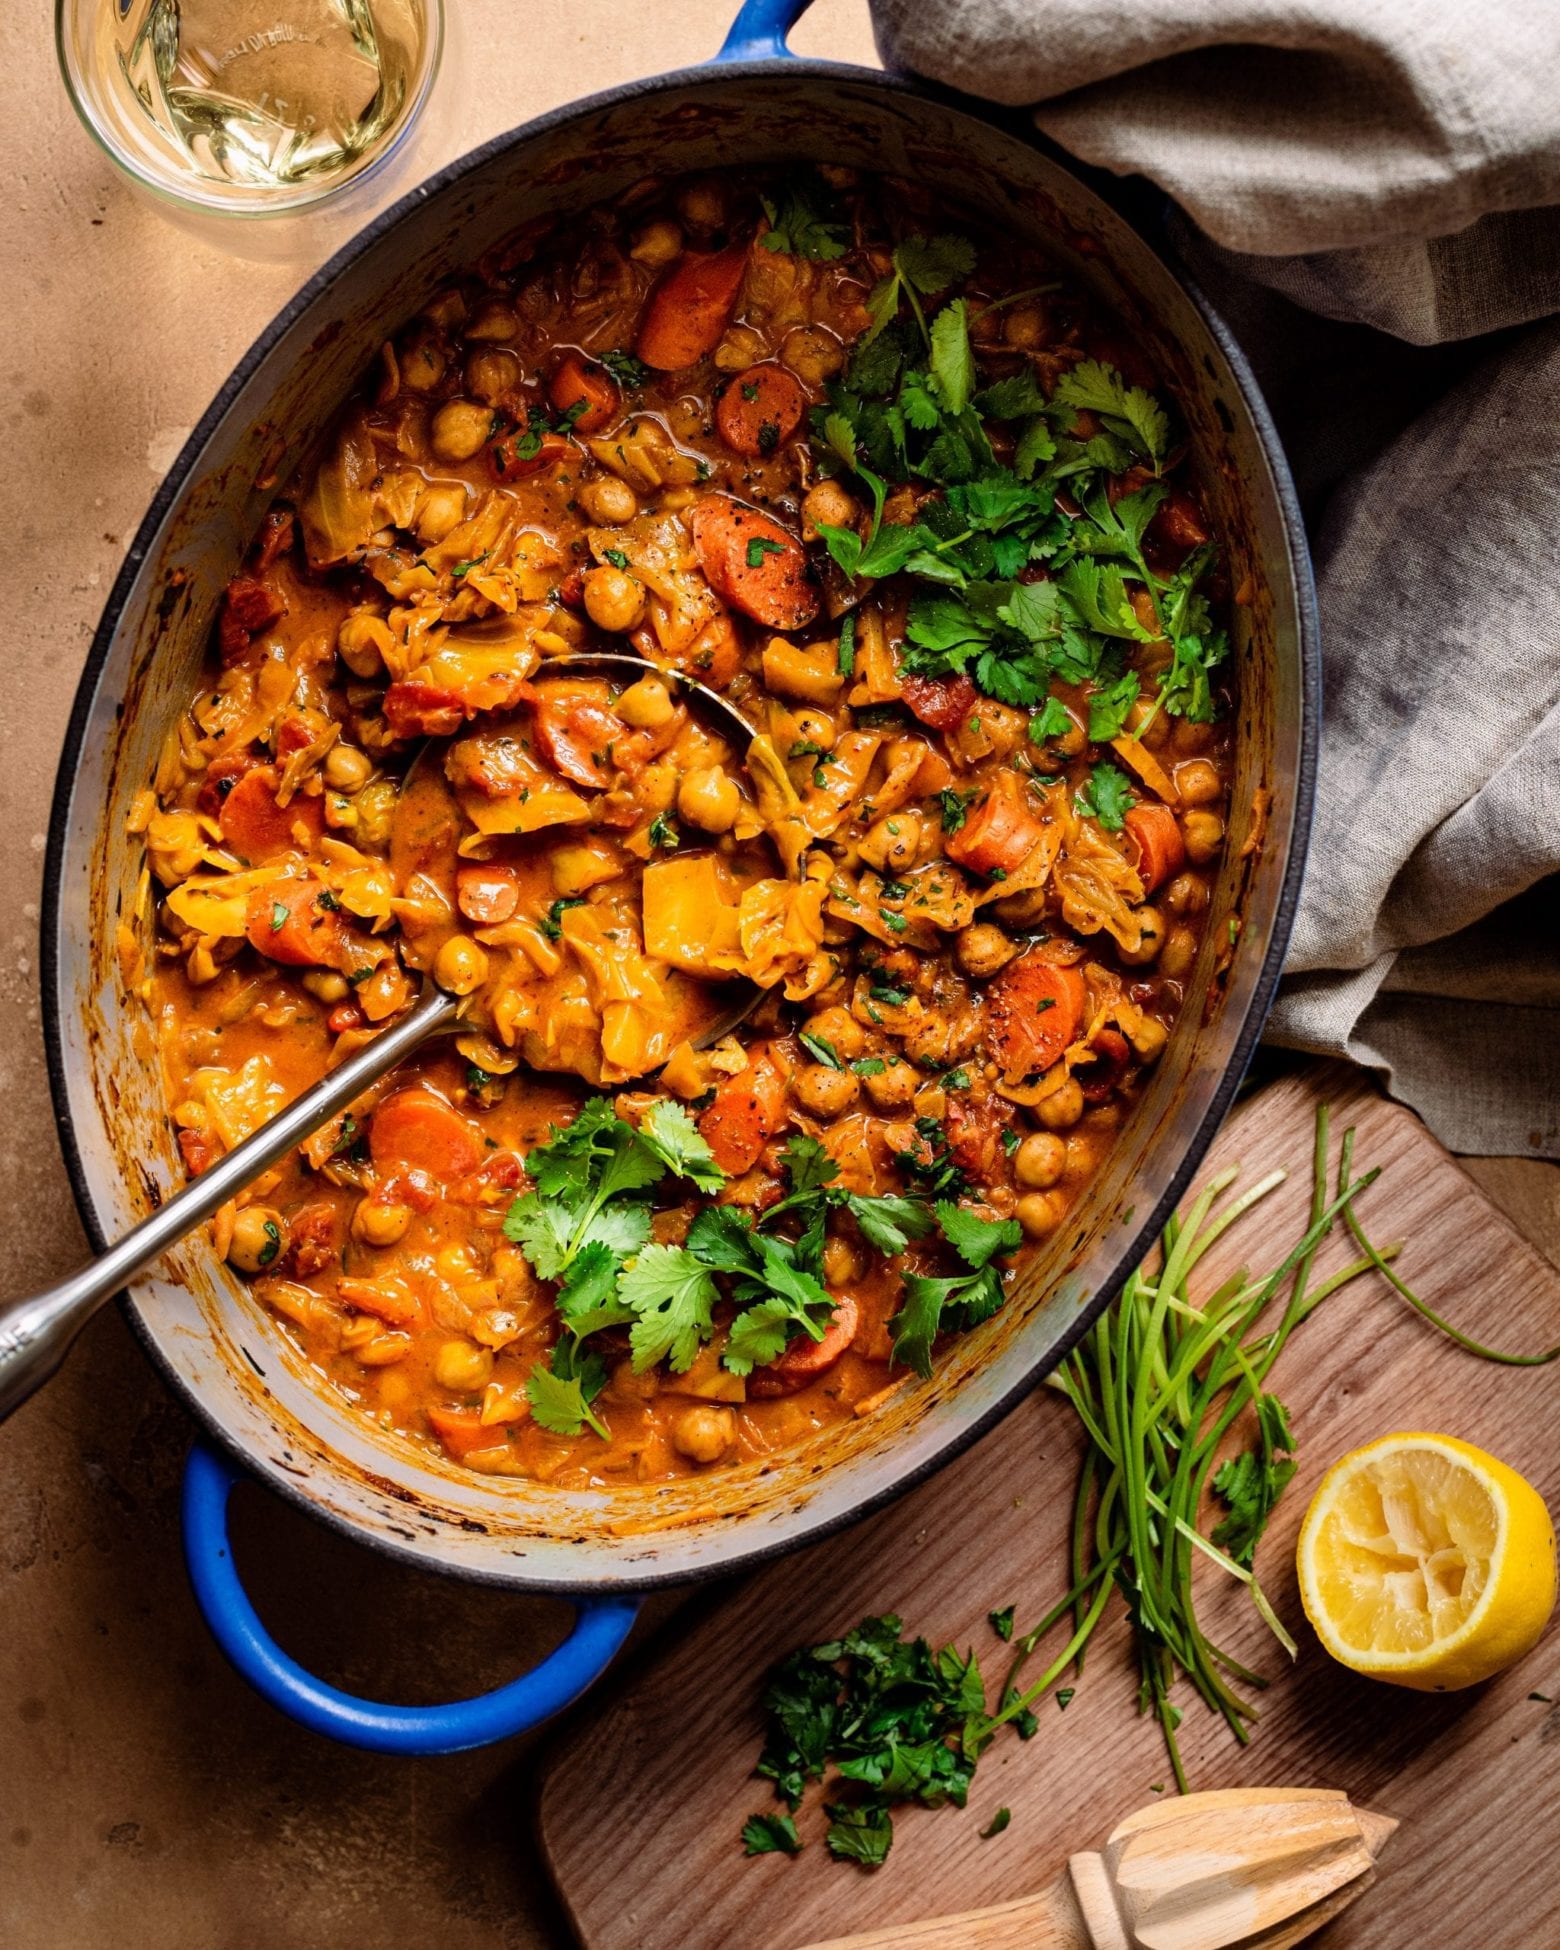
[1123,802,1186,895]
[338,1276,419,1326]
[716,363,806,458]
[902,672,977,732]
[196,749,261,819]
[178,1129,218,1176]
[426,1405,495,1458]
[456,861,521,924]
[1076,1026,1131,1104]
[383,681,467,740]
[218,575,284,663]
[946,1096,1016,1190]
[326,1002,365,1034]
[556,568,586,609]
[986,955,1088,1081]
[549,352,620,434]
[245,879,349,967]
[368,1089,485,1185]
[218,765,324,863]
[282,1202,340,1278]
[447,1150,524,1206]
[688,494,817,631]
[748,1295,860,1398]
[944,774,1049,879]
[528,688,647,790]
[699,1056,788,1175]
[636,244,748,371]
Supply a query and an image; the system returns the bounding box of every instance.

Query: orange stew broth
[140,168,1234,1488]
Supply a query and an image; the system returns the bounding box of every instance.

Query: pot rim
[41,53,1320,1594]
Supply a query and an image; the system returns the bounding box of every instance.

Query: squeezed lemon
[1296,1433,1555,1691]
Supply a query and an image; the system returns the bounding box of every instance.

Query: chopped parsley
[759,176,850,261]
[647,812,679,850]
[539,895,586,940]
[746,535,787,569]
[599,348,649,389]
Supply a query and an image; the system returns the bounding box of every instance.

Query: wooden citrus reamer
[798,1787,1398,1950]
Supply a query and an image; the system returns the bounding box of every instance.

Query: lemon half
[1296,1432,1556,1692]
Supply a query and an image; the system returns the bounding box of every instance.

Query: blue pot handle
[715,0,812,62]
[181,1442,639,1754]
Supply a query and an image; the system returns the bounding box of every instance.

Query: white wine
[68,0,434,207]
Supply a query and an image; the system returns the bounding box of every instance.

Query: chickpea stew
[139,169,1234,1489]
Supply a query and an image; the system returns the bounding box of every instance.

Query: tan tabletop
[2,5,1555,1945]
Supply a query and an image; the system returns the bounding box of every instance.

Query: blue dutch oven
[43,0,1317,1753]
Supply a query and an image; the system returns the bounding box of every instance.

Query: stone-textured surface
[0,4,872,1946]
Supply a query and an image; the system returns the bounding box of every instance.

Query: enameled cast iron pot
[43,0,1318,1753]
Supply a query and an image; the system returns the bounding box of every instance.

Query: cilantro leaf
[526,1342,610,1438]
[974,369,1049,420]
[1087,670,1142,742]
[1052,359,1171,468]
[1211,1395,1298,1565]
[846,1191,937,1256]
[989,1605,1016,1642]
[599,348,649,389]
[1076,761,1134,832]
[1028,696,1073,744]
[897,233,977,295]
[929,299,975,417]
[638,1097,725,1191]
[939,787,977,835]
[760,177,849,261]
[824,1803,894,1867]
[935,1201,1022,1271]
[741,1812,802,1857]
[618,1245,721,1374]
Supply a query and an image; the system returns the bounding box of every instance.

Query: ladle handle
[0,986,458,1422]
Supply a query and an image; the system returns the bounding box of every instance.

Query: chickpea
[324,744,373,793]
[583,565,647,634]
[1182,810,1224,865]
[992,884,1052,930]
[615,675,675,729]
[630,219,683,266]
[671,1404,737,1465]
[1117,904,1166,967]
[780,325,846,387]
[413,482,470,545]
[1163,871,1209,916]
[227,1205,285,1275]
[859,810,922,874]
[804,1005,865,1061]
[434,1339,494,1394]
[955,922,1020,980]
[790,707,836,751]
[863,1059,917,1110]
[1037,1079,1086,1131]
[1175,758,1223,806]
[678,178,726,230]
[1172,717,1216,756]
[466,298,518,341]
[824,1235,864,1287]
[801,478,858,539]
[301,969,350,1005]
[580,475,639,525]
[434,934,490,996]
[677,765,740,834]
[1160,925,1199,981]
[465,346,521,405]
[1128,1015,1169,1062]
[1015,1131,1066,1191]
[423,290,467,331]
[1003,304,1047,350]
[337,611,391,678]
[1017,1191,1064,1239]
[792,1063,861,1120]
[430,397,495,463]
[636,759,678,817]
[353,1198,412,1248]
[398,338,446,392]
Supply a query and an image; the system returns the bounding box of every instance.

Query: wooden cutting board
[537,1069,1560,1950]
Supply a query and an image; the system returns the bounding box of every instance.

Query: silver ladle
[0,655,763,1421]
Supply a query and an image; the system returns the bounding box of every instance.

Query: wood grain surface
[537,1069,1560,1950]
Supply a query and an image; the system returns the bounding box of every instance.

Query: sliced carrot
[716,363,806,458]
[748,1295,860,1398]
[456,861,521,925]
[369,1089,486,1185]
[425,1405,493,1458]
[218,765,324,863]
[245,880,349,967]
[490,427,573,482]
[699,1056,788,1175]
[944,774,1048,879]
[338,1275,420,1326]
[550,352,620,434]
[986,956,1088,1081]
[1123,802,1186,895]
[902,672,977,732]
[636,243,748,371]
[528,687,647,790]
[688,494,817,631]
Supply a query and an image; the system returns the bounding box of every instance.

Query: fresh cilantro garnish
[1051,358,1171,470]
[799,1031,843,1070]
[1028,696,1073,744]
[1087,670,1141,743]
[539,894,586,940]
[759,177,849,261]
[1210,1396,1298,1565]
[938,787,976,835]
[746,535,786,569]
[869,977,912,1007]
[1076,761,1134,832]
[852,1056,886,1078]
[741,1812,802,1857]
[599,348,649,389]
[257,1219,282,1268]
[836,610,856,677]
[863,234,978,347]
[616,1243,722,1373]
[269,901,287,932]
[892,1118,969,1201]
[603,547,631,569]
[647,812,679,850]
[526,1340,610,1439]
[889,1201,1022,1379]
[988,1605,1015,1642]
[980,1807,1012,1839]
